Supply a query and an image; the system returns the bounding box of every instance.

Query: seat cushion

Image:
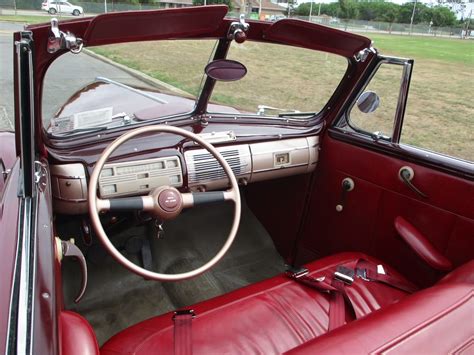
[285,283,474,355]
[101,252,411,355]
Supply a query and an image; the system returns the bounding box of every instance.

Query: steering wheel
[88,125,241,281]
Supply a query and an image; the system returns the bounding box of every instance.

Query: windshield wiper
[96,77,168,104]
[277,112,316,119]
[257,105,302,116]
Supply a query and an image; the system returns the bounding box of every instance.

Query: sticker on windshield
[50,107,113,134]
[73,107,113,128]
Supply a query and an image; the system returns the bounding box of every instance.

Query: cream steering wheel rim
[88,125,241,281]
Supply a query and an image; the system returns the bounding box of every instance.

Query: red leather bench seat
[286,282,473,354]
[101,252,415,354]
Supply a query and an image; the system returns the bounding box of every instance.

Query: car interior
[3,5,472,355]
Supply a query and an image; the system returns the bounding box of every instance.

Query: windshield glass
[42,39,217,136]
[210,42,348,117]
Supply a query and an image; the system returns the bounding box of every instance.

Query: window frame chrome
[345,55,413,143]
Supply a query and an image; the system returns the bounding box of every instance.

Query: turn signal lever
[55,237,88,303]
[336,177,355,212]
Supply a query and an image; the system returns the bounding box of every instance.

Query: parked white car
[41,1,83,16]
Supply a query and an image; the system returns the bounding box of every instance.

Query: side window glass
[400,65,473,162]
[348,62,404,140]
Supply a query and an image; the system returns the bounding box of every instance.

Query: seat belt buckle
[355,268,369,281]
[286,265,309,279]
[334,266,355,284]
[173,309,196,320]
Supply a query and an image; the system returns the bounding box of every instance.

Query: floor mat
[62,199,286,345]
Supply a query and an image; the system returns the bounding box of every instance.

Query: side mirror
[205,59,247,82]
[356,91,380,113]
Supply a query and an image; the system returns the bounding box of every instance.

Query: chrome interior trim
[392,59,413,143]
[16,195,38,355]
[345,55,411,141]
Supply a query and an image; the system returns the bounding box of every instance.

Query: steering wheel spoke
[181,190,236,208]
[96,196,155,212]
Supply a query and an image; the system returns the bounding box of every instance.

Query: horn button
[159,189,181,212]
[153,187,183,220]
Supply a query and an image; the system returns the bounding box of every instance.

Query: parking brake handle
[56,238,88,303]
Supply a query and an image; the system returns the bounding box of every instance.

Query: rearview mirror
[356,91,380,113]
[205,59,247,82]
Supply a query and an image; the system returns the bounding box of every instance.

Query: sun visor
[264,19,371,58]
[83,5,228,46]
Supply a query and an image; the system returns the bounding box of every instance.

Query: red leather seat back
[437,260,474,285]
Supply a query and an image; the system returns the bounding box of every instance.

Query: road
[0,8,85,18]
[0,20,153,131]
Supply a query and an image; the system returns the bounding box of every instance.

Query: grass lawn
[368,33,474,65]
[66,30,474,162]
[0,14,52,25]
[365,34,473,161]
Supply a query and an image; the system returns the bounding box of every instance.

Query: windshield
[42,39,217,135]
[211,42,348,117]
[42,37,348,137]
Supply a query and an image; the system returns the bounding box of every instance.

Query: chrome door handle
[56,238,88,303]
[399,166,427,199]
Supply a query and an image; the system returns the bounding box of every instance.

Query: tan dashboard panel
[50,136,319,214]
[185,136,319,190]
[185,144,252,191]
[50,163,88,214]
[98,156,183,198]
[250,136,318,182]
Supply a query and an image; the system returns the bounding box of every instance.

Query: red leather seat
[286,282,473,354]
[100,252,414,355]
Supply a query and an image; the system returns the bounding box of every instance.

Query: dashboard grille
[185,146,251,185]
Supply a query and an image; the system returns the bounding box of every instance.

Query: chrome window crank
[399,166,428,199]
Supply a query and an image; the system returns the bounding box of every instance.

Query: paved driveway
[0,21,153,131]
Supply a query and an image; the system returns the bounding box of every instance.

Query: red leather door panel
[297,135,474,286]
[0,159,21,353]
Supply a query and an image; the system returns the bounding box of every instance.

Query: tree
[398,2,430,24]
[379,3,399,33]
[357,2,383,21]
[338,0,358,29]
[431,5,457,26]
[192,0,233,10]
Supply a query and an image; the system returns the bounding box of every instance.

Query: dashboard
[50,134,319,214]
